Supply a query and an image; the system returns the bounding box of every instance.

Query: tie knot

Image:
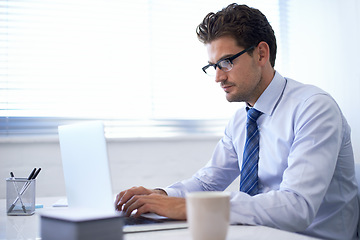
[247,108,262,122]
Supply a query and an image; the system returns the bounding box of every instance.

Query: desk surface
[1,197,320,240]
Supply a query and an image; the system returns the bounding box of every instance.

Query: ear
[256,41,270,67]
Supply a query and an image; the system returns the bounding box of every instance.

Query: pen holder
[6,178,36,216]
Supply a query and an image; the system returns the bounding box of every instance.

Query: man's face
[206,36,264,106]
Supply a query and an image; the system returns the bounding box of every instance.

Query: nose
[215,68,227,83]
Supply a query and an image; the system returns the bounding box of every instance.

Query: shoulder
[285,78,328,100]
[282,78,345,132]
[282,78,340,111]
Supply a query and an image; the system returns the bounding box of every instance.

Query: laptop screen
[58,121,115,213]
[58,121,188,232]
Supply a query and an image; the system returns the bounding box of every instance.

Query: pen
[9,172,27,213]
[27,168,37,180]
[15,167,37,200]
[32,168,41,180]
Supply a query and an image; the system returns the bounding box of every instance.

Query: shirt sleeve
[164,118,241,198]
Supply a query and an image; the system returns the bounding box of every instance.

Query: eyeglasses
[202,46,255,76]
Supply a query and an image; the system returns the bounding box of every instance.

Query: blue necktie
[240,108,262,196]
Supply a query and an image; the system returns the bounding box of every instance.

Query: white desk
[1,197,321,240]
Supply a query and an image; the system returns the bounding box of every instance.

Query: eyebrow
[208,54,235,65]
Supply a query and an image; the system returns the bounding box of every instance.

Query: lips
[222,85,233,92]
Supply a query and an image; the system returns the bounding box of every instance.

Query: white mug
[186,191,230,240]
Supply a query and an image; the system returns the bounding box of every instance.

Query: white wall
[0,137,240,199]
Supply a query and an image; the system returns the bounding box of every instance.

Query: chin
[226,97,237,103]
[226,94,243,103]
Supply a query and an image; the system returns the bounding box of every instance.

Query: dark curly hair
[196,3,277,67]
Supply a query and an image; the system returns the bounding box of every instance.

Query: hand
[115,186,165,211]
[114,186,186,220]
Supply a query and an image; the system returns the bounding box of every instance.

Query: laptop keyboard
[124,216,165,225]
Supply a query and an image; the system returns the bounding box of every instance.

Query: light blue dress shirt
[165,71,359,240]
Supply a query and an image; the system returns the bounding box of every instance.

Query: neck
[248,66,275,106]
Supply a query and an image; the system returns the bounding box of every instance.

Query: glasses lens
[218,59,233,72]
[204,65,216,76]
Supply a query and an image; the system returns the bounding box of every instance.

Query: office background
[1,0,360,199]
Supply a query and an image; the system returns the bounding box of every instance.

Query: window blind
[0,0,286,138]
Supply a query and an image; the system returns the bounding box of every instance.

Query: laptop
[57,121,187,233]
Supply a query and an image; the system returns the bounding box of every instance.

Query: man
[115,4,359,239]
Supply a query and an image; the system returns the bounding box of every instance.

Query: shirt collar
[253,71,287,116]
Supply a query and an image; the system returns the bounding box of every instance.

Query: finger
[128,195,164,217]
[114,191,127,211]
[114,192,124,206]
[118,186,152,207]
[123,194,158,217]
[123,196,142,217]
[117,187,138,207]
[134,202,155,217]
[122,194,147,216]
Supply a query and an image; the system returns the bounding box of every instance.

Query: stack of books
[40,209,123,240]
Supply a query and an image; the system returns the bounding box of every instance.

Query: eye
[218,59,232,71]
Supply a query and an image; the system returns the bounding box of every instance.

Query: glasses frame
[202,45,255,75]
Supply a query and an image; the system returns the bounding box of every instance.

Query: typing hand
[115,186,156,212]
[114,186,186,220]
